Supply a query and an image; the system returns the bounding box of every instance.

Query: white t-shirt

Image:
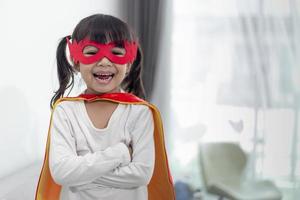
[49,100,155,200]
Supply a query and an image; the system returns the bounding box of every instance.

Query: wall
[0,0,125,178]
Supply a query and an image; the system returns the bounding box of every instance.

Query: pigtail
[122,45,146,99]
[50,36,76,109]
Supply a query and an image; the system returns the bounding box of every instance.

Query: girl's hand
[128,143,133,161]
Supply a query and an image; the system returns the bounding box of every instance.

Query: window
[170,0,300,194]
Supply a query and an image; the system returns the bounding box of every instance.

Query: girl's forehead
[79,41,125,48]
[79,37,126,45]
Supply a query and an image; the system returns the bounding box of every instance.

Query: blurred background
[0,0,299,199]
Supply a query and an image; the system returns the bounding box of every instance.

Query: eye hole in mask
[82,46,98,56]
[111,47,126,57]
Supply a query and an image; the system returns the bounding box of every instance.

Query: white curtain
[165,0,300,197]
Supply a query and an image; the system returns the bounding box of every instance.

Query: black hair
[50,14,145,109]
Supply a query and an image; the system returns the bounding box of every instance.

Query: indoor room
[0,0,299,199]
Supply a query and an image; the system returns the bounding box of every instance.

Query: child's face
[75,45,131,94]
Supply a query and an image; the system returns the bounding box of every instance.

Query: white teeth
[94,72,113,76]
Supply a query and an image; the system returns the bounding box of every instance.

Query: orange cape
[35,92,175,200]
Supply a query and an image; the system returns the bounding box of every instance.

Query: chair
[199,142,282,200]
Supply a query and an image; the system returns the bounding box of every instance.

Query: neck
[84,87,122,95]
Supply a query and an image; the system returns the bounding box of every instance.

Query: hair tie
[66,35,72,42]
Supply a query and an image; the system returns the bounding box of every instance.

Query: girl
[35,14,175,200]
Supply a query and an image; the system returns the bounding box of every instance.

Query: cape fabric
[35,92,175,200]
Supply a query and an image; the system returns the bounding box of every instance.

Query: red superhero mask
[66,37,138,65]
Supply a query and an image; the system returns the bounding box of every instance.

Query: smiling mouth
[93,72,114,79]
[93,72,114,83]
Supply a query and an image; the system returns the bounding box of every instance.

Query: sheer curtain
[169,0,300,198]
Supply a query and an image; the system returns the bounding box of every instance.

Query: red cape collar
[78,92,144,103]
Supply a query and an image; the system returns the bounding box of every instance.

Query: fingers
[128,142,133,161]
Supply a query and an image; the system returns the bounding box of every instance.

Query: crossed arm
[92,108,155,189]
[49,105,155,188]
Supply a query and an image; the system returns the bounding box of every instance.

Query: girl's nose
[96,57,112,67]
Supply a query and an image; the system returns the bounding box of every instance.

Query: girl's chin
[86,86,120,94]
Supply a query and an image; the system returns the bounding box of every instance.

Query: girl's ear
[73,62,80,72]
[67,55,80,72]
